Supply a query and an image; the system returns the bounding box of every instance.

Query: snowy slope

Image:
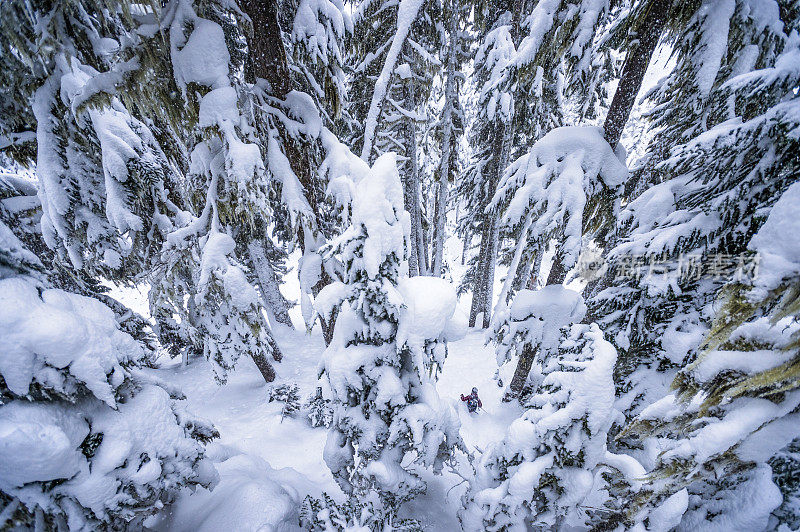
[144,318,522,530]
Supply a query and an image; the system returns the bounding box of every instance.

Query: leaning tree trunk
[241,0,336,344]
[247,239,294,329]
[502,0,671,402]
[603,0,673,148]
[251,330,283,383]
[580,0,673,305]
[545,245,568,286]
[504,344,536,401]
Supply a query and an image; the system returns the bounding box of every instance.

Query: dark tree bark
[241,0,336,344]
[250,328,283,383]
[545,246,568,286]
[241,0,291,98]
[603,0,673,148]
[469,220,490,326]
[247,240,295,329]
[403,82,423,276]
[251,352,277,382]
[461,230,470,265]
[503,344,536,402]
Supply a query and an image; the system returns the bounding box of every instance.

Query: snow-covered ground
[100,215,590,529]
[144,324,522,530]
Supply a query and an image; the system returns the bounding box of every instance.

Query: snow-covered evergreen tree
[488,126,626,400]
[316,151,462,511]
[459,0,520,326]
[582,6,800,529]
[239,0,350,343]
[462,287,643,530]
[588,3,800,422]
[141,0,288,382]
[0,0,289,382]
[301,492,422,530]
[460,0,619,327]
[346,0,443,276]
[0,0,185,282]
[429,0,471,277]
[604,179,800,531]
[0,172,218,529]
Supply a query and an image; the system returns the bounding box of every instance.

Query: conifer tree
[608,180,800,530]
[430,0,470,277]
[0,0,293,382]
[462,287,643,530]
[0,165,218,530]
[346,0,443,276]
[461,0,619,327]
[584,5,800,528]
[240,0,349,343]
[491,126,627,400]
[587,0,799,421]
[316,151,461,512]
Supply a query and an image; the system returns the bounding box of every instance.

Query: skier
[460,387,482,413]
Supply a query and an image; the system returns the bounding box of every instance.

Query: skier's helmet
[472,387,478,395]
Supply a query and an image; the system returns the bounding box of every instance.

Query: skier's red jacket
[460,392,482,408]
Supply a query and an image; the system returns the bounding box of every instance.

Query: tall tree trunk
[603,0,672,148]
[512,247,534,292]
[479,111,515,327]
[241,0,336,344]
[404,80,425,276]
[421,208,430,274]
[472,0,525,327]
[432,5,460,277]
[469,222,490,327]
[581,0,672,308]
[247,239,294,329]
[545,246,568,286]
[481,218,500,328]
[241,0,291,98]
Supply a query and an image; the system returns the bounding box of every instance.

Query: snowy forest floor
[126,245,524,530]
[104,238,524,532]
[145,325,522,530]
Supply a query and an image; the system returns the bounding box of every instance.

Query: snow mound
[0,385,216,527]
[0,276,145,404]
[508,286,586,353]
[172,18,230,90]
[161,454,308,532]
[397,276,467,346]
[0,401,87,488]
